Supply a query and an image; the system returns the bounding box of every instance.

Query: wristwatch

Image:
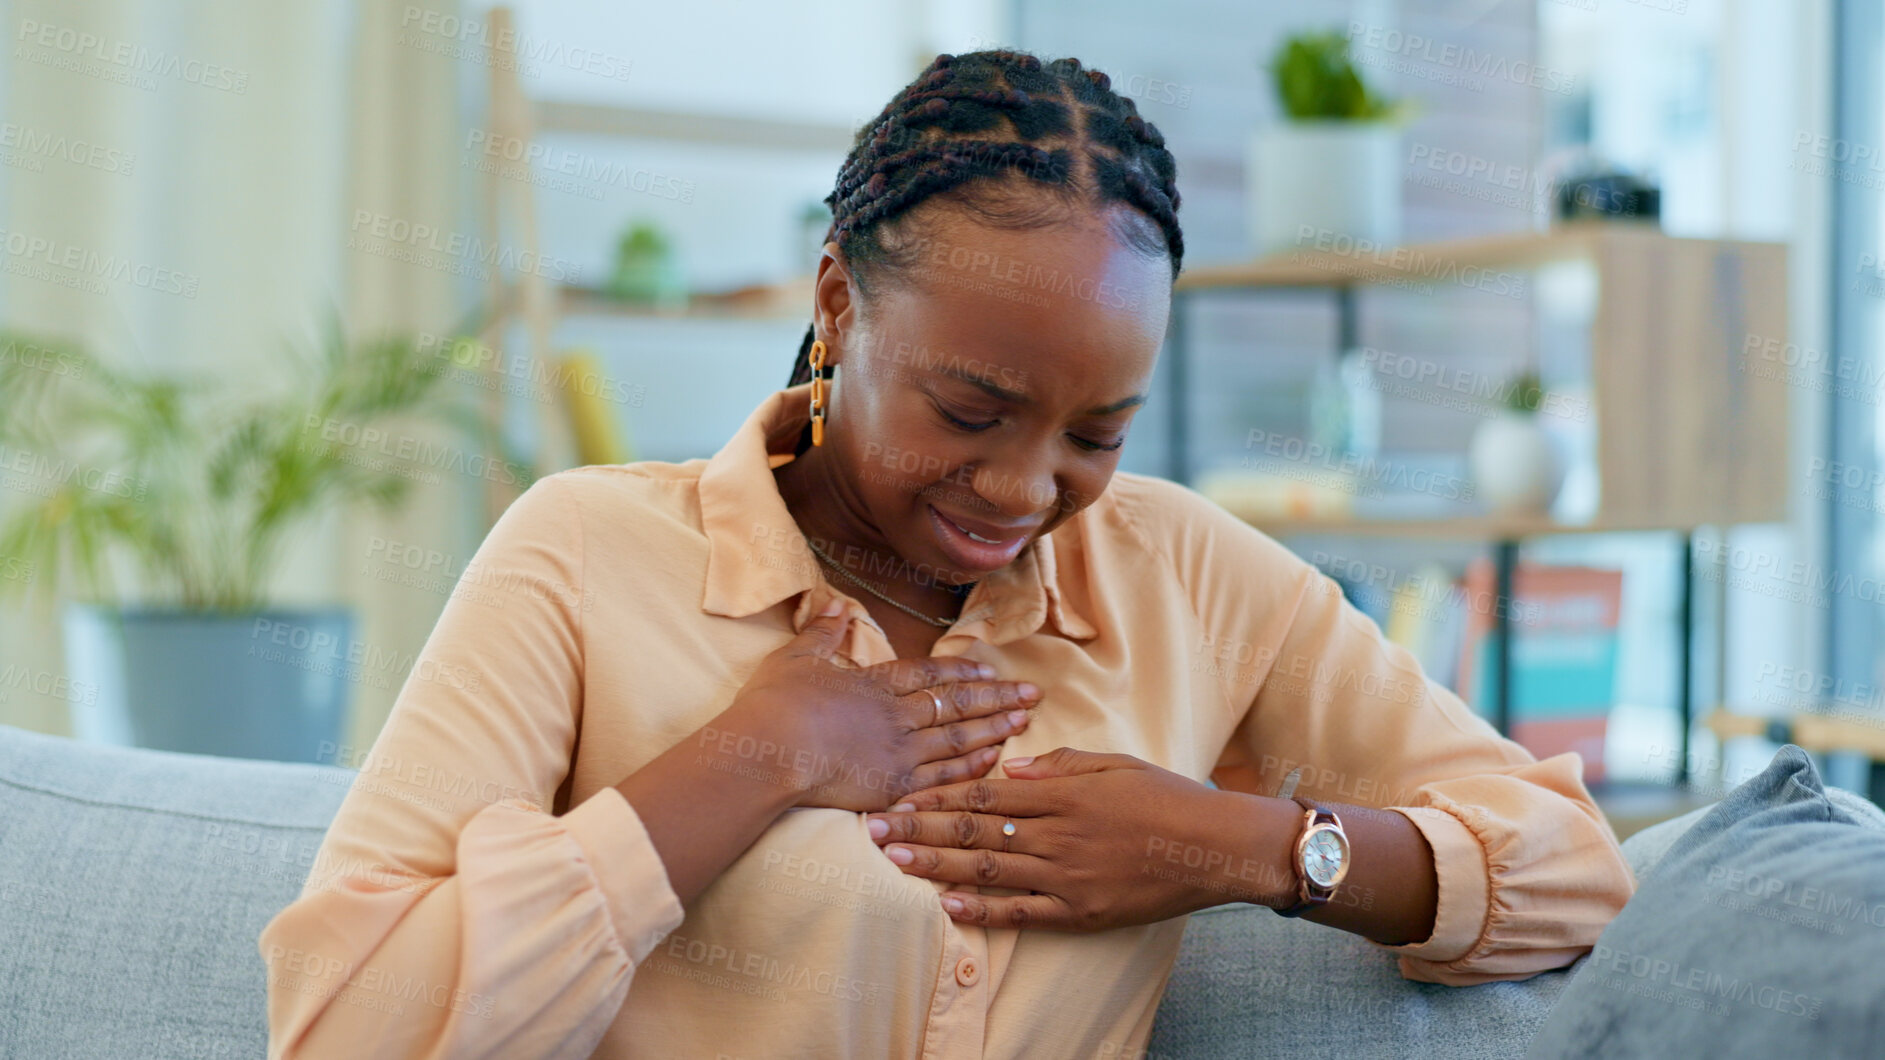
[1272,768,1350,918]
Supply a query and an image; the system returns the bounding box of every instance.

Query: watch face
[1302,827,1348,888]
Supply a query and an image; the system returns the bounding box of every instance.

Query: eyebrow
[933,363,1147,417]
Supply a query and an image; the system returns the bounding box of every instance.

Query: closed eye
[937,405,998,433]
[933,393,1126,451]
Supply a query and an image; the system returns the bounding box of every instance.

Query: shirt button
[954,956,980,987]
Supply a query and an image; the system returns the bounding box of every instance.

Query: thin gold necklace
[804,537,967,628]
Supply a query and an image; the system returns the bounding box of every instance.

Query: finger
[884,776,1061,817]
[869,655,994,696]
[869,808,1016,851]
[938,891,1072,930]
[782,600,851,661]
[902,745,1002,793]
[913,706,1031,763]
[999,746,1140,777]
[880,842,1054,894]
[931,680,1040,723]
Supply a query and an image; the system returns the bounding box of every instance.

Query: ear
[812,241,860,367]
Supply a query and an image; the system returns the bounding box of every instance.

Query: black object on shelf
[1554,170,1661,224]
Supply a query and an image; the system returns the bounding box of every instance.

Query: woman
[261,50,1633,1058]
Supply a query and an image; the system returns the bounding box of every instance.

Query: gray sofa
[0,723,1756,1058]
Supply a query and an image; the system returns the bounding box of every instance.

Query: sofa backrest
[0,724,353,1059]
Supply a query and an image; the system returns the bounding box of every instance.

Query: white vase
[1248,121,1401,255]
[1469,413,1564,514]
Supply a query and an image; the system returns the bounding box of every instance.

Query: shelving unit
[1169,226,1790,783]
[470,7,824,522]
[473,6,573,525]
[1172,224,1790,526]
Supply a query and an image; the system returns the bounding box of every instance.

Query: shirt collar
[697,383,1097,645]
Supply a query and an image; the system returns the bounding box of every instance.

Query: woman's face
[813,204,1171,586]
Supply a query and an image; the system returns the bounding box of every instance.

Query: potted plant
[1250,30,1410,254]
[0,320,500,761]
[608,219,687,309]
[1468,369,1566,514]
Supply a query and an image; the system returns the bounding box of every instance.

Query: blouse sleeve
[259,473,686,1058]
[1184,503,1635,985]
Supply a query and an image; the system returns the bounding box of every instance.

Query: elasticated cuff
[1374,804,1489,966]
[558,786,687,962]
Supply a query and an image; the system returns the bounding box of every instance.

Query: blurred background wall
[0,0,1855,796]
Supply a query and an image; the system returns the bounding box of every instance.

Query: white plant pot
[1248,122,1401,255]
[1469,413,1564,514]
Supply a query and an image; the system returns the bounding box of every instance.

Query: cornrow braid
[789,49,1183,387]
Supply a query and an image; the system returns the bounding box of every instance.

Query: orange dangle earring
[808,339,829,446]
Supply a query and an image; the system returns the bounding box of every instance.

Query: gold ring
[921,688,944,727]
[1002,818,1017,852]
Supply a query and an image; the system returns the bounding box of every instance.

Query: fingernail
[1004,755,1034,768]
[886,846,914,865]
[820,598,843,616]
[1017,682,1039,700]
[1006,710,1028,727]
[977,664,996,679]
[941,896,964,914]
[867,818,888,839]
[889,801,915,812]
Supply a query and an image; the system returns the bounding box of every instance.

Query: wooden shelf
[534,99,855,153]
[1709,708,1885,761]
[558,276,813,322]
[1178,222,1649,290]
[1232,513,1724,540]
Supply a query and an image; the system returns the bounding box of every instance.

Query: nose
[969,449,1058,522]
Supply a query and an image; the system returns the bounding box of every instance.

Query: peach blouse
[260,383,1634,1059]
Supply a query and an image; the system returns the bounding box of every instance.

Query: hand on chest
[585,612,1214,790]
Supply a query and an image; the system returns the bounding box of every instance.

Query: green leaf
[1267,28,1404,122]
[0,323,495,611]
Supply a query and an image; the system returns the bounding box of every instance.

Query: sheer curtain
[0,0,477,747]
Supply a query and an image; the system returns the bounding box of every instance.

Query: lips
[933,508,1036,545]
[926,504,1038,572]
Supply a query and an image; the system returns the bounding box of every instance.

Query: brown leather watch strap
[1274,796,1341,918]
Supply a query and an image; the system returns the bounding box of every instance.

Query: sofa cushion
[1146,900,1576,1059]
[1618,781,1885,886]
[1144,768,1885,1058]
[1525,745,1885,1058]
[13,718,1867,1059]
[0,724,352,1060]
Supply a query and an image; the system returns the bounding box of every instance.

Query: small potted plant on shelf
[607,219,687,309]
[1250,29,1411,254]
[0,319,500,762]
[1469,369,1566,514]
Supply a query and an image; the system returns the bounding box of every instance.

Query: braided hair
[787,50,1184,388]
